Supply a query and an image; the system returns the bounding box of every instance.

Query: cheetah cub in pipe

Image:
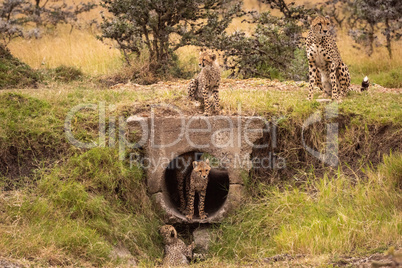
[159,225,194,266]
[186,159,211,222]
[187,51,221,115]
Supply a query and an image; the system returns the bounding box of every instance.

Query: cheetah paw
[186,215,193,222]
[199,213,208,220]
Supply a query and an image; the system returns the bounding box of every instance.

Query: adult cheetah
[187,51,221,115]
[159,225,194,266]
[306,16,351,100]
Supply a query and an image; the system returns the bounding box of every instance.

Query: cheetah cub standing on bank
[187,51,221,115]
[306,16,351,100]
[186,159,211,222]
[159,225,194,266]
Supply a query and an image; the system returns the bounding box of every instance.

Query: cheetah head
[198,51,216,68]
[311,16,332,38]
[192,159,211,180]
[159,225,177,245]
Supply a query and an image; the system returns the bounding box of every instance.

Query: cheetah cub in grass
[306,16,351,100]
[160,225,194,266]
[187,51,221,115]
[186,159,211,222]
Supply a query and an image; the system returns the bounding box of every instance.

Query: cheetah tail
[361,76,369,92]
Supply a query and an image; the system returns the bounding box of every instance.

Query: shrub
[48,65,83,82]
[0,45,41,89]
[198,1,314,80]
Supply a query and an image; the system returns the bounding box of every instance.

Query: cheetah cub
[306,16,351,100]
[187,51,221,115]
[186,159,211,222]
[159,225,194,266]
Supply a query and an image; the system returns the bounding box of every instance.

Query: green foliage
[210,155,402,261]
[288,48,309,81]
[323,0,402,58]
[0,0,96,47]
[0,45,42,89]
[99,0,243,74]
[203,4,313,80]
[379,153,402,189]
[0,92,67,180]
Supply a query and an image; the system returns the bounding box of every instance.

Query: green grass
[209,153,402,263]
[0,80,401,266]
[350,66,402,88]
[0,147,162,266]
[0,45,42,89]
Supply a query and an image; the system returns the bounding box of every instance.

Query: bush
[200,1,314,80]
[0,45,41,89]
[47,65,83,82]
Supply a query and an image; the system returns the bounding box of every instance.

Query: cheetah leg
[188,79,198,101]
[176,171,186,213]
[315,69,324,91]
[202,86,212,116]
[198,190,208,220]
[307,59,317,100]
[212,89,220,114]
[186,189,195,221]
[183,175,191,215]
[330,63,340,100]
[339,63,351,96]
[185,242,195,259]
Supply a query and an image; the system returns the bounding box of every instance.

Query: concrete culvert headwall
[127,115,266,223]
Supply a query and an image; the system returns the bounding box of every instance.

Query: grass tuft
[210,153,402,262]
[0,45,42,89]
[46,65,84,82]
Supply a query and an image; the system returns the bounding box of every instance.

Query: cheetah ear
[170,228,177,238]
[192,161,198,169]
[211,54,216,61]
[205,159,210,165]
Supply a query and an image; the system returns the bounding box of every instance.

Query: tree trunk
[367,23,374,57]
[385,18,392,59]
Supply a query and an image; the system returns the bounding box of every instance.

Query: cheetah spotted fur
[306,16,351,100]
[187,51,221,115]
[186,159,211,222]
[160,225,194,266]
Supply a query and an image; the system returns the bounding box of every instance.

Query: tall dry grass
[8,26,122,76]
[6,0,402,87]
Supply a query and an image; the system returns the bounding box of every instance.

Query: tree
[0,0,96,47]
[195,0,314,80]
[98,0,243,72]
[324,0,402,58]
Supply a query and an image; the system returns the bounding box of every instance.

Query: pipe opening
[164,151,229,219]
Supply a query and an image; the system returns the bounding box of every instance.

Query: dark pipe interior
[164,151,229,218]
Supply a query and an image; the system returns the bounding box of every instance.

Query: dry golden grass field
[7,0,402,87]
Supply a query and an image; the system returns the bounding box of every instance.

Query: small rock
[193,227,211,253]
